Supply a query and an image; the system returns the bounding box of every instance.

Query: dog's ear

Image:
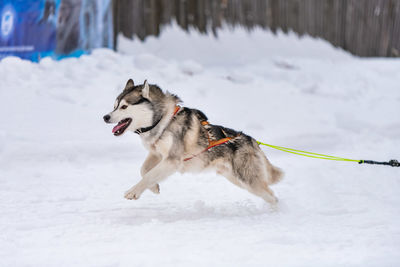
[124,79,134,91]
[142,80,150,99]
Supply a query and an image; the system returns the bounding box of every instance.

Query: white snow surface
[1,25,400,267]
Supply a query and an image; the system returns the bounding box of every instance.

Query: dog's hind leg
[219,151,279,206]
[217,165,245,189]
[141,152,162,194]
[247,179,278,205]
[242,165,279,206]
[219,167,278,206]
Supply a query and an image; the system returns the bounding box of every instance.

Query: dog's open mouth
[112,118,132,136]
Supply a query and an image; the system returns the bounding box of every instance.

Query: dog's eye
[121,105,128,109]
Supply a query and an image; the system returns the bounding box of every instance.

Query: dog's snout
[103,114,111,123]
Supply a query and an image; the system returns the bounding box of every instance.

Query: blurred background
[115,0,400,57]
[1,0,399,60]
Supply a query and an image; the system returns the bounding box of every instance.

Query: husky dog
[103,79,283,205]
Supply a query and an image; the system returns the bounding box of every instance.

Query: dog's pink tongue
[112,122,127,133]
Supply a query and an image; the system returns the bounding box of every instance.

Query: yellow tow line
[257,141,399,167]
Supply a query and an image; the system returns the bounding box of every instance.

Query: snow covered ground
[1,25,400,266]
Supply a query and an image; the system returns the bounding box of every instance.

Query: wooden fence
[113,0,400,57]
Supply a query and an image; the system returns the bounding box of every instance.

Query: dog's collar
[135,106,181,135]
[134,118,161,134]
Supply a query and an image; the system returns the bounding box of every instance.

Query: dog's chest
[152,134,174,157]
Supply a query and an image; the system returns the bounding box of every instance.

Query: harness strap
[183,137,233,162]
[184,120,237,161]
[172,106,181,116]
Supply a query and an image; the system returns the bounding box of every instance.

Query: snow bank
[0,24,399,267]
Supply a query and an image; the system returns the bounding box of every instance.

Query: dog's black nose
[103,114,111,123]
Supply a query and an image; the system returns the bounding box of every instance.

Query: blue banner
[0,0,113,61]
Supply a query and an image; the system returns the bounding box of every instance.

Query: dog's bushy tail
[260,151,284,185]
[268,164,283,185]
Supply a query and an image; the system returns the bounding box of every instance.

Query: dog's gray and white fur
[104,79,283,205]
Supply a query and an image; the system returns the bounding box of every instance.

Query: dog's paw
[149,184,160,194]
[124,188,141,200]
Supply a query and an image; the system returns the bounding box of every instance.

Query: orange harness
[172,106,237,161]
[183,120,236,161]
[173,105,181,116]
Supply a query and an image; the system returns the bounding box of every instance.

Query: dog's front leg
[125,159,179,200]
[141,152,162,194]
